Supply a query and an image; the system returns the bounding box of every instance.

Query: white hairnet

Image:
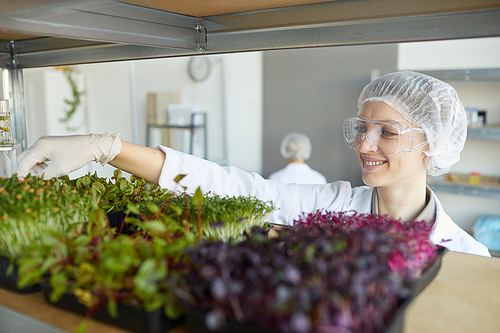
[280,132,312,160]
[358,71,467,176]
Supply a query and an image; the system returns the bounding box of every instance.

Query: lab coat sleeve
[156,146,351,225]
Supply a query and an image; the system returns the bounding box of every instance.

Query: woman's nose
[357,133,379,153]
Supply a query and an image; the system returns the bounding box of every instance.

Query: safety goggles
[343,117,427,156]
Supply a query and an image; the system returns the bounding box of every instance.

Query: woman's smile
[361,156,387,171]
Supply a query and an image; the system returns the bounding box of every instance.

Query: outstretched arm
[109,141,165,185]
[16,133,165,184]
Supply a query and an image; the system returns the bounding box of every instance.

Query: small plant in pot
[0,174,92,292]
[17,203,196,333]
[68,171,275,242]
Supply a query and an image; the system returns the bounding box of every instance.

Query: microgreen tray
[186,297,412,333]
[407,246,447,299]
[0,255,41,293]
[106,210,141,235]
[41,282,182,333]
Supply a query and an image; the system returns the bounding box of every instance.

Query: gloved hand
[16,133,122,179]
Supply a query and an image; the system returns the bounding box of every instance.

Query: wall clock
[188,56,211,82]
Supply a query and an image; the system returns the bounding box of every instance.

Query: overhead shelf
[0,0,500,68]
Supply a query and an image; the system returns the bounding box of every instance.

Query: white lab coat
[269,163,327,184]
[157,146,491,257]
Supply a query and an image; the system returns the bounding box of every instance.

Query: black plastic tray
[106,210,141,235]
[186,297,411,333]
[0,255,41,293]
[407,246,447,298]
[41,282,183,333]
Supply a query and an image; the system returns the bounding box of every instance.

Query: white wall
[398,37,500,231]
[398,37,500,70]
[225,53,263,172]
[23,52,264,181]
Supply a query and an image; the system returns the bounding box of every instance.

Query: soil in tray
[41,282,182,333]
[0,255,40,293]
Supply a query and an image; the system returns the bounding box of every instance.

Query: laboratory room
[0,1,500,333]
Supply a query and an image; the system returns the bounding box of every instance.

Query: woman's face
[356,101,428,188]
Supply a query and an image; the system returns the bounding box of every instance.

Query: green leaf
[143,294,164,312]
[141,221,168,233]
[6,261,14,276]
[169,205,182,215]
[173,174,187,183]
[103,257,131,273]
[50,272,69,287]
[165,301,183,319]
[92,181,105,194]
[76,175,91,190]
[73,235,90,246]
[117,178,128,192]
[75,320,88,333]
[107,299,118,318]
[126,204,141,215]
[193,187,204,205]
[305,245,316,263]
[146,202,160,214]
[113,169,122,181]
[50,285,68,303]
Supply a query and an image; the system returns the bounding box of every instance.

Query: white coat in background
[268,163,327,185]
[157,146,491,257]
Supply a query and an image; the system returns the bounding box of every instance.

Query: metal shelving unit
[467,126,500,141]
[419,68,500,198]
[146,112,208,158]
[429,180,500,199]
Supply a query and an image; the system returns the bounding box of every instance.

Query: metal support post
[0,41,28,176]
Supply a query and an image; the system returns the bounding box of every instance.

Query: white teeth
[364,160,385,166]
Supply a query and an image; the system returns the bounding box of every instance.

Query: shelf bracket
[196,21,207,53]
[8,41,18,69]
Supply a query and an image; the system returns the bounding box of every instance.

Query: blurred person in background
[268,132,327,185]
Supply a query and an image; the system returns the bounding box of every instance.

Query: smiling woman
[16,71,491,257]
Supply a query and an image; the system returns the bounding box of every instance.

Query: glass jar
[0,100,14,149]
[0,100,15,178]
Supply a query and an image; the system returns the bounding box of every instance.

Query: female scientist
[16,71,490,257]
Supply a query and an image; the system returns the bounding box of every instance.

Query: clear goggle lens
[343,117,427,156]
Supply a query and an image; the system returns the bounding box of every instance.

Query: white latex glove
[16,133,122,179]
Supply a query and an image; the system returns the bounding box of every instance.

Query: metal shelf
[418,68,500,82]
[0,304,67,333]
[467,126,500,141]
[1,0,500,68]
[146,112,208,159]
[429,181,500,199]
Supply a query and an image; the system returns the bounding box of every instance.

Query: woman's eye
[355,126,367,133]
[381,129,398,136]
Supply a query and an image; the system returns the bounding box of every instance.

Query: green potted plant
[0,174,92,292]
[17,203,194,333]
[67,170,275,241]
